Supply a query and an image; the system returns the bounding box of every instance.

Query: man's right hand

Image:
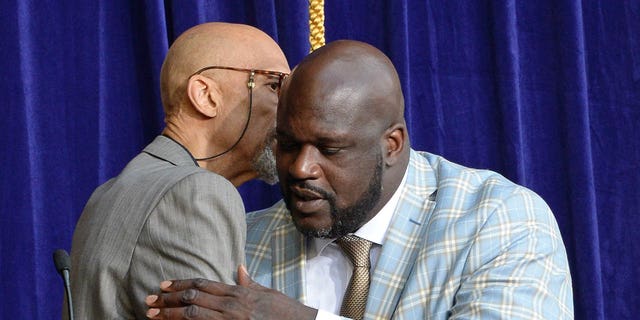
[145,266,318,320]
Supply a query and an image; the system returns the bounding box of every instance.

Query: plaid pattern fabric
[245,150,574,319]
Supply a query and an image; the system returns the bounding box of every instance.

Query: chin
[291,212,335,238]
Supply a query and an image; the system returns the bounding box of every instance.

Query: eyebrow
[276,130,348,144]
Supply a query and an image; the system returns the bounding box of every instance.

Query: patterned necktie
[337,235,373,320]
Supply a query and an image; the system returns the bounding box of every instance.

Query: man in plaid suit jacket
[146,40,573,319]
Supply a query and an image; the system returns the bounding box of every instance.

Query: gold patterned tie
[337,235,373,320]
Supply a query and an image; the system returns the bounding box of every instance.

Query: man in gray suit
[67,22,290,319]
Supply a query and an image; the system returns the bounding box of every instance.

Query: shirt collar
[160,133,199,167]
[310,166,409,255]
[355,167,408,245]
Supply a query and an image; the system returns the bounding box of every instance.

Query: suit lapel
[271,222,307,302]
[365,150,437,319]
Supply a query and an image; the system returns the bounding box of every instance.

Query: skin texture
[161,22,290,186]
[145,40,410,319]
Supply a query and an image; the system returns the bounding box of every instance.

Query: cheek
[248,102,277,137]
[327,156,379,206]
[254,103,276,126]
[254,92,278,114]
[324,168,364,207]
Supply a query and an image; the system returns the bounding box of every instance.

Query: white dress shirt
[306,170,408,319]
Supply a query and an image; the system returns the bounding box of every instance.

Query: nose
[288,145,322,180]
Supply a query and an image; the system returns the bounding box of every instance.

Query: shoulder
[415,151,545,210]
[244,200,295,254]
[415,151,517,190]
[156,170,245,219]
[408,151,556,236]
[174,169,237,192]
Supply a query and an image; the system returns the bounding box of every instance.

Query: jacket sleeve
[451,188,574,319]
[127,171,247,319]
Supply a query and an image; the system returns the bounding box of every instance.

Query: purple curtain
[1,1,638,319]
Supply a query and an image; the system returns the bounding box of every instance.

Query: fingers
[159,278,233,295]
[147,288,224,309]
[145,274,261,319]
[146,289,194,308]
[146,305,223,319]
[146,290,249,319]
[145,274,314,320]
[238,265,267,291]
[237,265,251,287]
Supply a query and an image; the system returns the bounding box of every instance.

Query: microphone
[53,249,75,320]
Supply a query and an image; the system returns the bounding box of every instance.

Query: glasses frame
[189,66,288,162]
[191,65,288,93]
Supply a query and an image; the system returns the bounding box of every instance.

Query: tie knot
[337,235,372,268]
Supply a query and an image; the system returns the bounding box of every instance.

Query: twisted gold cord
[309,0,325,52]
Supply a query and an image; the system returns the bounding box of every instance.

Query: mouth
[291,185,323,200]
[289,186,327,214]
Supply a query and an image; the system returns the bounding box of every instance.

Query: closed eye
[319,147,341,156]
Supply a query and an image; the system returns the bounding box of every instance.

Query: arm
[450,190,574,319]
[128,172,247,319]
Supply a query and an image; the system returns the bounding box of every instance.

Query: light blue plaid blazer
[246,150,573,319]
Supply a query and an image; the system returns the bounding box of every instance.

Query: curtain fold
[1,1,638,319]
[558,1,605,318]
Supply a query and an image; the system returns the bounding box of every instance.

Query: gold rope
[309,0,325,52]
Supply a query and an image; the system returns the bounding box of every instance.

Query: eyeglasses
[189,66,288,162]
[191,65,289,95]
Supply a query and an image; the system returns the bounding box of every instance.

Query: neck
[162,126,257,187]
[370,150,410,216]
[195,157,257,187]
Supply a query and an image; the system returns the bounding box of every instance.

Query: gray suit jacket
[67,135,246,319]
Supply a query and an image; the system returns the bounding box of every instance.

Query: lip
[290,185,323,200]
[289,186,327,214]
[292,196,327,214]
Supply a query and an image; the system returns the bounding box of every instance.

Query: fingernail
[160,280,172,289]
[145,295,158,305]
[146,308,160,318]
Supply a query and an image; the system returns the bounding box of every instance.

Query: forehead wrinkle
[317,83,386,134]
[277,106,353,146]
[277,91,373,149]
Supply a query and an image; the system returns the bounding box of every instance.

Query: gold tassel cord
[309,0,325,52]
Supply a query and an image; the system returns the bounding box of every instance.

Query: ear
[382,124,406,167]
[187,75,222,118]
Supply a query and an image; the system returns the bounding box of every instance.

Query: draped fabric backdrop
[1,1,638,319]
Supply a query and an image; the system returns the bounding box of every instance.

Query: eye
[319,147,341,156]
[267,81,280,92]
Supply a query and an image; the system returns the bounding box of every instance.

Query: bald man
[146,40,573,320]
[67,23,289,319]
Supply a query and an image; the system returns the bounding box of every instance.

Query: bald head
[160,23,289,186]
[161,22,288,114]
[283,40,405,131]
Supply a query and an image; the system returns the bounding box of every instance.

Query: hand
[146,265,318,319]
